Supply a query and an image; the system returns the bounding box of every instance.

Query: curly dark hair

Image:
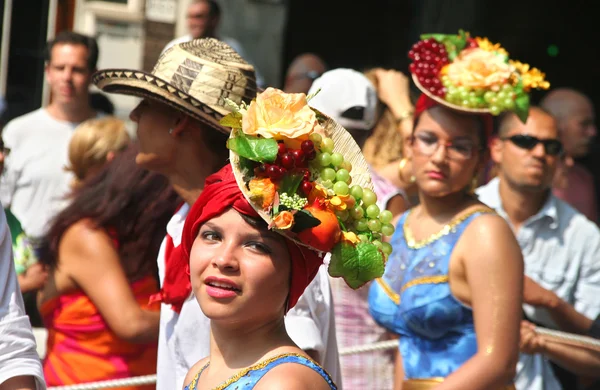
[39,144,181,280]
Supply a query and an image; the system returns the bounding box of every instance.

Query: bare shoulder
[460,207,523,269]
[61,219,112,253]
[254,358,333,390]
[464,207,514,241]
[183,358,209,389]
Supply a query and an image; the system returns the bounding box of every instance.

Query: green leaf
[291,209,321,233]
[515,93,530,123]
[279,172,304,195]
[306,88,321,102]
[328,242,385,289]
[219,112,243,129]
[238,157,255,181]
[227,130,278,163]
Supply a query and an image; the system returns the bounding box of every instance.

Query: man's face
[492,109,561,192]
[45,43,92,106]
[129,99,178,173]
[187,1,218,39]
[560,98,596,158]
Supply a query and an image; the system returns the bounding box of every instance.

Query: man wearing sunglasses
[477,107,600,390]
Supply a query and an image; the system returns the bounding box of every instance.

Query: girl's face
[189,209,291,326]
[411,106,483,197]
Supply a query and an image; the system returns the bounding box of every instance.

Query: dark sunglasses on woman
[501,134,563,156]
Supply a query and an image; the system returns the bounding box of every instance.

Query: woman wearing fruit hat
[179,87,394,389]
[368,31,551,390]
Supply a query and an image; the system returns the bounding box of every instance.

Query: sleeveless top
[368,207,495,379]
[184,353,337,389]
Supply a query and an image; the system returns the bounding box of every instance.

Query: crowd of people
[0,1,599,390]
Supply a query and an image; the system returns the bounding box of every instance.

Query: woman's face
[411,106,483,197]
[189,209,291,325]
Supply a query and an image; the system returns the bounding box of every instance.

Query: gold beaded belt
[403,378,515,390]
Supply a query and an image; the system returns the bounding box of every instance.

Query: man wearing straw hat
[93,38,338,390]
[477,107,600,390]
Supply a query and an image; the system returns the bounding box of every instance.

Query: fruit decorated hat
[221,87,393,289]
[409,30,550,122]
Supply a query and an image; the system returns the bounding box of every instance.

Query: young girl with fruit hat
[179,87,393,389]
[368,30,550,390]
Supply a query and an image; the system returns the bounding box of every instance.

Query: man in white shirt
[162,0,264,87]
[477,107,600,390]
[0,209,45,389]
[94,38,340,389]
[1,31,100,240]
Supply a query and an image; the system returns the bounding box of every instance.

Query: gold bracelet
[395,110,414,125]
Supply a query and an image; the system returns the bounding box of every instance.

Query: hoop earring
[397,158,408,182]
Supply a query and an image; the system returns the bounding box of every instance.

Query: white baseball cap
[307,68,377,131]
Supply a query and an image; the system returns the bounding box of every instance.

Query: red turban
[170,164,323,312]
[414,94,494,143]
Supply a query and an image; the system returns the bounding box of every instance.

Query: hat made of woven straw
[92,38,258,133]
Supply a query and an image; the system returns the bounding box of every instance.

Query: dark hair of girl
[39,144,181,280]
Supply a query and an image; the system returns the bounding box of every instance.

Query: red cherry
[409,63,417,73]
[303,170,311,181]
[306,149,317,161]
[277,142,287,155]
[267,165,282,180]
[280,153,295,169]
[301,181,313,194]
[291,149,305,165]
[300,140,315,153]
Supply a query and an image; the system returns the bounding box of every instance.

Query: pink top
[553,163,598,223]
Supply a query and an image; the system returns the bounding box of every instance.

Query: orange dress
[40,276,159,389]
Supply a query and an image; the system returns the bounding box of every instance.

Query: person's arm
[17,264,48,294]
[394,348,404,390]
[523,276,593,334]
[573,230,600,319]
[520,320,600,377]
[437,214,523,390]
[0,212,44,389]
[373,69,413,124]
[0,376,37,390]
[60,221,159,343]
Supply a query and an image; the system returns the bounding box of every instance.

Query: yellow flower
[447,48,514,89]
[509,60,550,91]
[272,211,295,230]
[475,37,508,56]
[341,231,360,245]
[242,87,322,141]
[248,177,276,210]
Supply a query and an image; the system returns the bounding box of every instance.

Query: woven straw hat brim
[412,73,491,114]
[93,68,246,134]
[230,112,374,251]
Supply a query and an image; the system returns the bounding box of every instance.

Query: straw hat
[92,38,258,133]
[408,30,549,122]
[220,88,394,289]
[230,113,375,241]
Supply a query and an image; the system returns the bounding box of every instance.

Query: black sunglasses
[501,134,563,156]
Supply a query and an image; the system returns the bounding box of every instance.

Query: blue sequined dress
[184,353,337,389]
[369,207,495,380]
